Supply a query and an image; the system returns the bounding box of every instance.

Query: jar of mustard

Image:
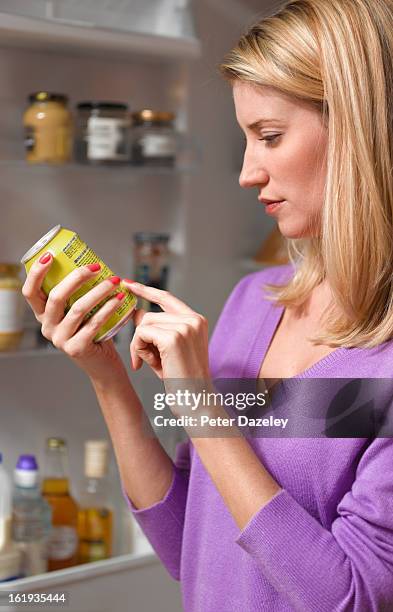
[24,92,73,164]
[0,264,25,351]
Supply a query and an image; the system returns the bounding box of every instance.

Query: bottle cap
[46,437,66,449]
[14,455,39,488]
[84,440,109,479]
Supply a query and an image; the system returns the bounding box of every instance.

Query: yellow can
[20,225,137,342]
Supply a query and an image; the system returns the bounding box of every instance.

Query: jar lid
[77,101,129,111]
[134,232,170,244]
[0,263,21,276]
[29,92,68,104]
[131,110,175,124]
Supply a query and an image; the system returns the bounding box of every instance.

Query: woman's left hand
[123,280,211,385]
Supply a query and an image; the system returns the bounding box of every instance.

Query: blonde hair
[220,0,393,349]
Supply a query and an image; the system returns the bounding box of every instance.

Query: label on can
[22,227,137,342]
[87,117,128,161]
[0,288,24,333]
[48,526,78,560]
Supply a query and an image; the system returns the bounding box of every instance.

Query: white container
[0,453,22,582]
[0,453,12,551]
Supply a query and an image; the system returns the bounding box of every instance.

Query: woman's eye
[259,134,281,146]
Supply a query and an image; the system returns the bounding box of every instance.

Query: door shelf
[0,548,156,592]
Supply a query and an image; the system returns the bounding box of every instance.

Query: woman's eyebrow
[247,118,286,129]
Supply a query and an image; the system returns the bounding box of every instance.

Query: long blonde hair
[220,0,393,349]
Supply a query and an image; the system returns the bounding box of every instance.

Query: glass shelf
[0,160,198,176]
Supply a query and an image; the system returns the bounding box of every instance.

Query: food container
[131,110,177,167]
[133,232,170,313]
[23,92,73,164]
[75,102,130,164]
[20,226,137,342]
[0,263,25,351]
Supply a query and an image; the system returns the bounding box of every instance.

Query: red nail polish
[87,263,101,272]
[109,276,121,285]
[39,252,52,264]
[116,292,126,301]
[123,278,136,284]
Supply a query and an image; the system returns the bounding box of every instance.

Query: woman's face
[233,81,328,238]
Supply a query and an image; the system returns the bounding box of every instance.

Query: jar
[131,110,177,167]
[23,92,72,164]
[0,264,25,351]
[133,233,170,313]
[75,102,130,164]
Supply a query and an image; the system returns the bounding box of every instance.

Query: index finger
[21,252,53,317]
[122,280,194,314]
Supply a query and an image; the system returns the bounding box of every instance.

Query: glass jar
[131,110,177,167]
[133,233,170,313]
[75,102,130,165]
[0,263,25,351]
[23,92,72,164]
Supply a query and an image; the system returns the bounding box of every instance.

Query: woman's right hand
[21,252,128,381]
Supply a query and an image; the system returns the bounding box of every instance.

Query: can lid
[29,92,68,104]
[20,225,62,265]
[133,232,170,244]
[77,101,128,111]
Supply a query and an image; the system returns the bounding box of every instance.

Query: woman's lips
[263,200,286,214]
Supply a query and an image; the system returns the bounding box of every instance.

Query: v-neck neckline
[244,267,362,381]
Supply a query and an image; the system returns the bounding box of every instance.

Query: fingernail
[109,276,121,285]
[123,278,137,284]
[39,252,52,264]
[87,263,101,272]
[116,292,126,301]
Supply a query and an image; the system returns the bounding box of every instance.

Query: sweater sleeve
[235,438,393,612]
[122,439,191,581]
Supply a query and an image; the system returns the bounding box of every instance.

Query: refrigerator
[0,1,277,610]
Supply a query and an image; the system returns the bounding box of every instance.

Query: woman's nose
[239,150,267,189]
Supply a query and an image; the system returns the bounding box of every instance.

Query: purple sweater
[125,265,393,611]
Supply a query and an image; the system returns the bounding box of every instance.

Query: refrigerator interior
[0,0,277,609]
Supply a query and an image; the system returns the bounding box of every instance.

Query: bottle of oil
[77,440,113,563]
[41,438,79,571]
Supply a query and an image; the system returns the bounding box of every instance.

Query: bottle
[12,455,52,577]
[41,438,79,571]
[77,440,113,563]
[0,453,22,582]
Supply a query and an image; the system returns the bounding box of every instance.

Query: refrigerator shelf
[0,8,201,61]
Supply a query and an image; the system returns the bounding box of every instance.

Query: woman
[22,0,393,609]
